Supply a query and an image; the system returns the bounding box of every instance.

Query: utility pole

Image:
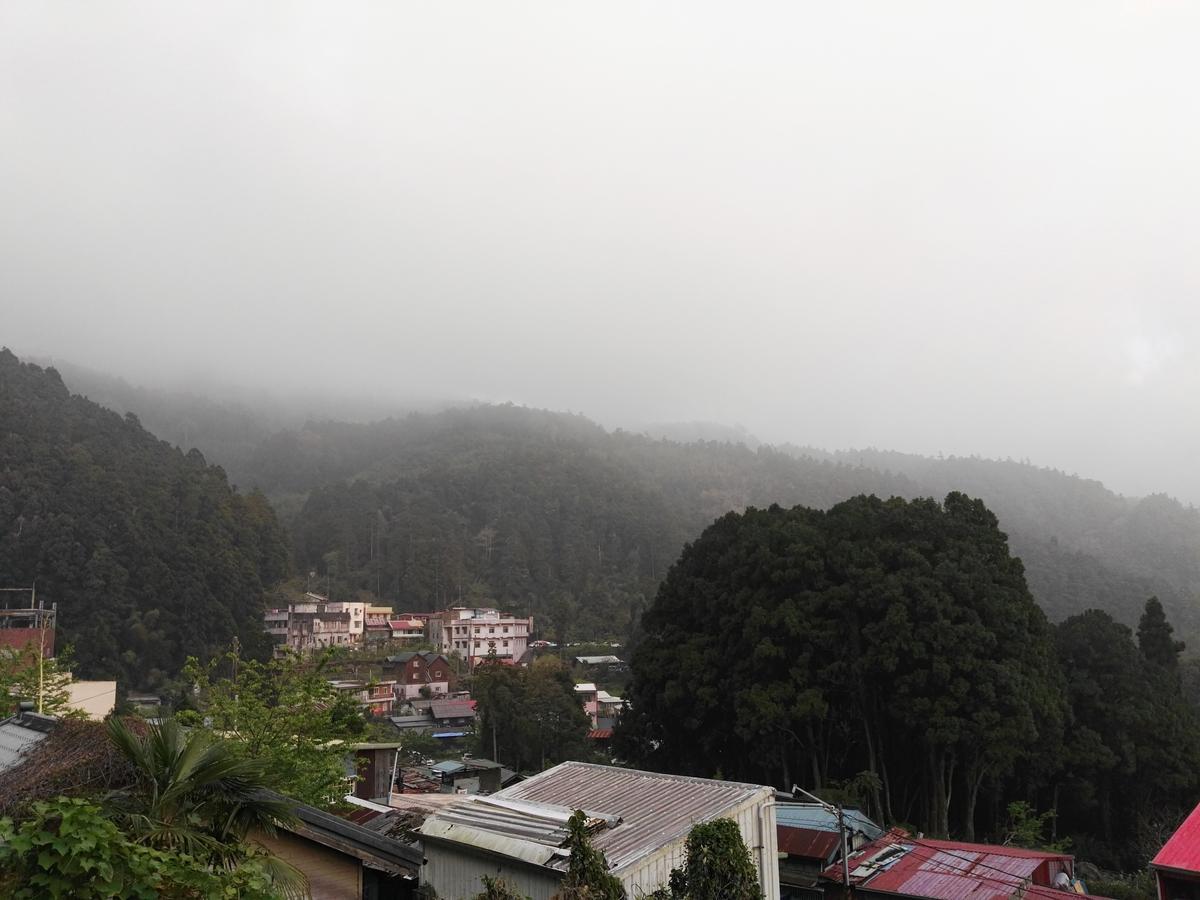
[794,785,852,895]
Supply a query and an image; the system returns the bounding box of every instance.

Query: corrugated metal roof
[778,826,842,861]
[776,803,883,840]
[420,761,771,875]
[1154,802,1200,874]
[826,830,1073,900]
[430,701,476,719]
[0,711,56,771]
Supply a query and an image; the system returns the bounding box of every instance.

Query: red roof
[778,825,841,861]
[587,728,613,739]
[1154,802,1200,875]
[824,829,1074,900]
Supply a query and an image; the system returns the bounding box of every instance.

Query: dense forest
[38,357,1200,662]
[0,351,289,686]
[616,494,1200,869]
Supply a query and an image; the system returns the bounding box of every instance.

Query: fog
[4,2,1200,502]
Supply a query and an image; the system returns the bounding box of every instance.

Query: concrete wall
[65,680,117,719]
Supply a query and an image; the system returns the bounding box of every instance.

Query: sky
[3,2,1200,502]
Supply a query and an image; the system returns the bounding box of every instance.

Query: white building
[429,607,531,666]
[418,761,780,899]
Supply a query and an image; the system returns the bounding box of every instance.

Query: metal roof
[431,701,476,719]
[0,710,57,771]
[1154,802,1200,875]
[776,803,883,840]
[419,761,773,876]
[825,830,1073,900]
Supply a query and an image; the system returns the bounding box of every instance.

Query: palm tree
[104,717,306,895]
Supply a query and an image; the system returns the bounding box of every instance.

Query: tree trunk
[964,766,986,841]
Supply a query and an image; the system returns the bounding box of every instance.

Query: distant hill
[35,358,1200,648]
[239,405,1198,645]
[0,350,289,687]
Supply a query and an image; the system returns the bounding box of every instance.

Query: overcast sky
[4,2,1200,501]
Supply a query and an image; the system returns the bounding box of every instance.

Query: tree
[180,648,362,806]
[103,718,302,892]
[472,874,530,899]
[645,819,760,900]
[557,809,626,900]
[1138,597,1185,672]
[0,643,79,718]
[473,656,591,771]
[618,494,1064,839]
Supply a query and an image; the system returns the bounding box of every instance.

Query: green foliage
[0,643,82,718]
[618,494,1066,841]
[473,874,530,899]
[1086,870,1157,900]
[1138,596,1185,671]
[0,350,289,688]
[473,656,593,771]
[182,648,362,806]
[1002,801,1068,852]
[1054,609,1200,868]
[104,717,297,860]
[0,797,282,899]
[558,810,626,900]
[645,819,761,900]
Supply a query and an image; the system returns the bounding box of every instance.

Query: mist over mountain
[44,355,1200,651]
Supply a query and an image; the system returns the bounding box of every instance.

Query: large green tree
[618,493,1065,839]
[179,649,364,806]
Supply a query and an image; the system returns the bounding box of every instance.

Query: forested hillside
[46,362,1200,646]
[239,406,1200,644]
[0,351,289,686]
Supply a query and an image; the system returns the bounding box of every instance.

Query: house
[64,679,118,719]
[574,682,623,729]
[365,607,396,645]
[387,618,426,643]
[775,800,882,897]
[384,652,456,700]
[0,704,57,773]
[429,606,532,668]
[429,699,476,731]
[417,760,781,899]
[1152,801,1200,900]
[348,742,403,802]
[575,654,623,666]
[263,594,368,653]
[330,680,397,717]
[255,794,421,900]
[0,601,56,656]
[824,828,1086,900]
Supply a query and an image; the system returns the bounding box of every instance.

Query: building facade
[429,607,532,666]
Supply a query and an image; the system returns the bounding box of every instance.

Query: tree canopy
[618,493,1065,839]
[0,350,289,687]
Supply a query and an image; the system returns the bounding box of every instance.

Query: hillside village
[6,579,1200,900]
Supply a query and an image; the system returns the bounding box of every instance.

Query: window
[489,627,495,634]
[503,626,510,633]
[503,641,510,648]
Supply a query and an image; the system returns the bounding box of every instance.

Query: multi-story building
[264,594,356,654]
[329,679,397,717]
[388,617,427,642]
[385,652,456,700]
[429,607,532,668]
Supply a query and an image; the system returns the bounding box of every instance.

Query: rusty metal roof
[427,761,772,875]
[824,830,1074,900]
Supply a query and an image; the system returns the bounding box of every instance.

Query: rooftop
[419,761,772,875]
[824,829,1075,900]
[1154,801,1200,875]
[0,708,57,771]
[431,700,476,720]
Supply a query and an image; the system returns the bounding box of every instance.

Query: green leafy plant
[558,810,626,899]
